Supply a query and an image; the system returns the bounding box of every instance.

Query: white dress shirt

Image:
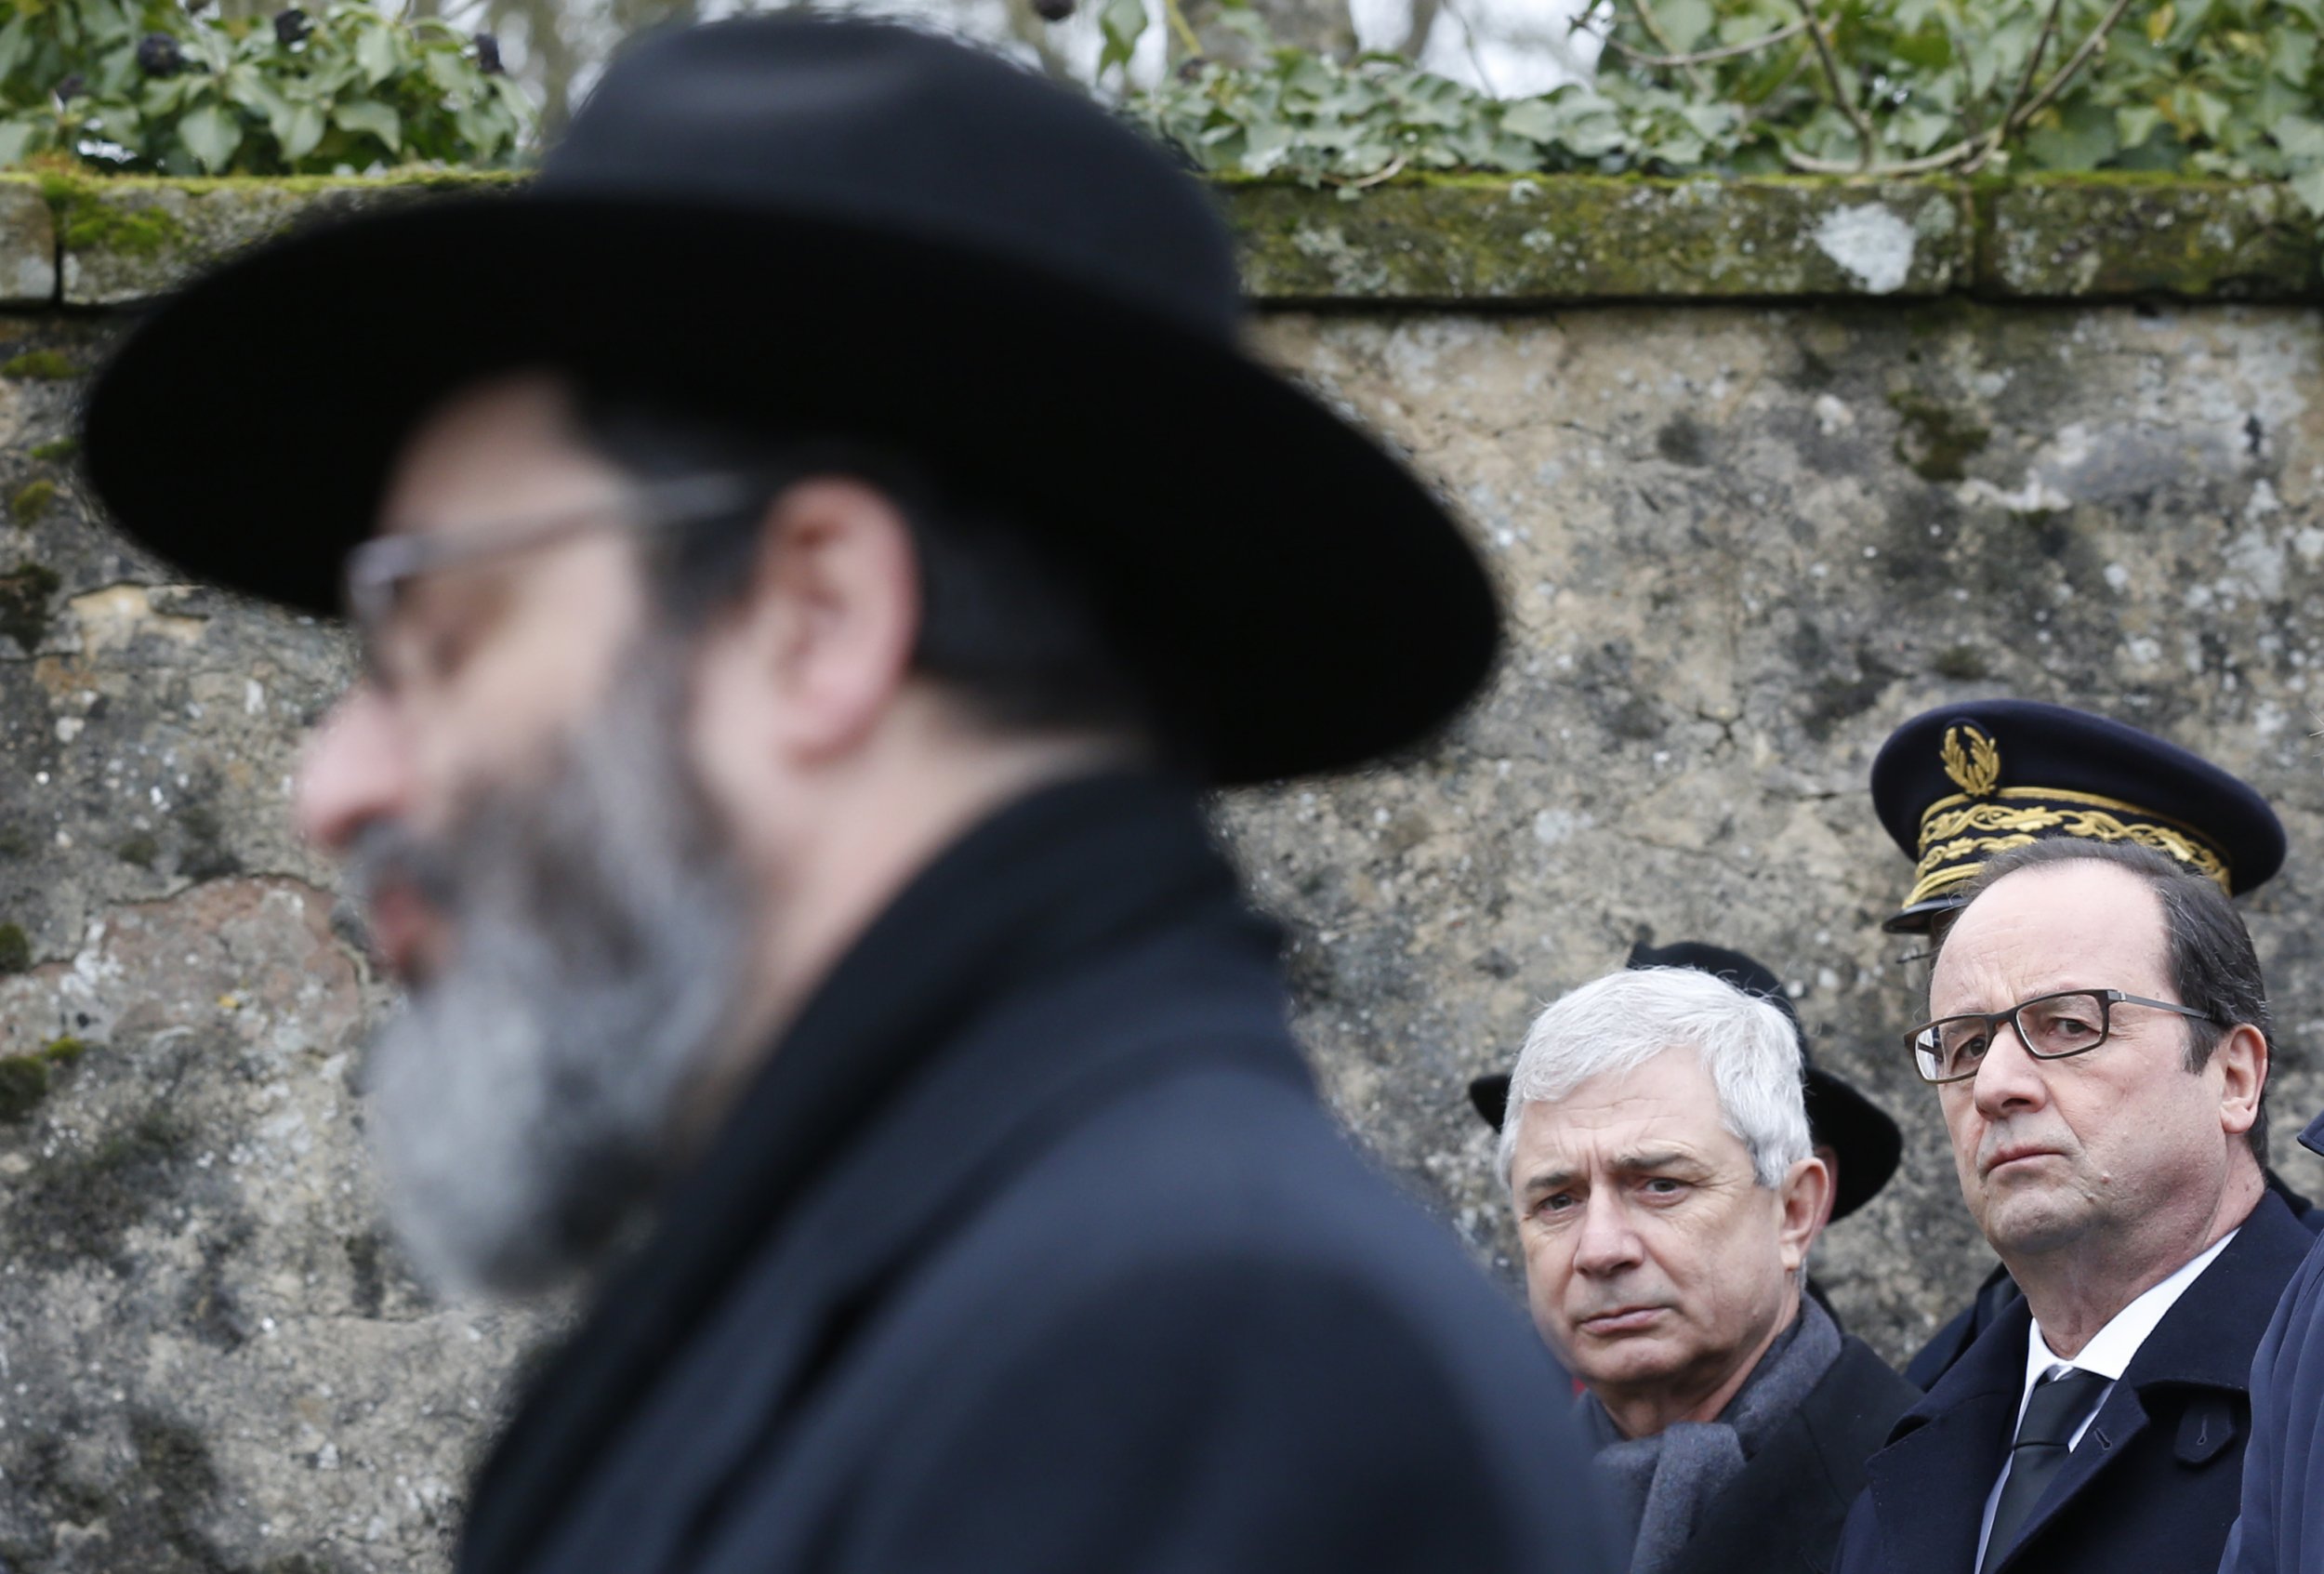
[1971,1229,2238,1570]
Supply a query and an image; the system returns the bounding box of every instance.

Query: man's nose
[1570,1191,1644,1277]
[1971,1017,2051,1119]
[293,685,410,853]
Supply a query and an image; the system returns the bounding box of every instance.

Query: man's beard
[350,649,751,1301]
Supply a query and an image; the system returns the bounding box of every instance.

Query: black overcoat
[1833,1188,2312,1574]
[1664,1336,1919,1574]
[453,774,1618,1574]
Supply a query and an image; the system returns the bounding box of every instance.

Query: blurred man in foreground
[1501,966,1917,1574]
[77,18,1614,1574]
[1833,840,2305,1574]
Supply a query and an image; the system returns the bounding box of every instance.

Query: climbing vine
[0,0,527,175]
[1118,0,2324,209]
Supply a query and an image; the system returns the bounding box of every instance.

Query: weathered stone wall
[3,172,2323,1571]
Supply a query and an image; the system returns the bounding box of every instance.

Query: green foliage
[1124,0,2324,208]
[0,0,530,176]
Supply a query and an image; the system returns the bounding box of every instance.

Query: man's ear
[2214,1023,2269,1140]
[721,476,923,763]
[1776,1155,1833,1273]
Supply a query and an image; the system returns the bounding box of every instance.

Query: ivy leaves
[0,0,526,176]
[1124,0,2324,214]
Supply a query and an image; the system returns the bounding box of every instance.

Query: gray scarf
[1583,1295,1843,1574]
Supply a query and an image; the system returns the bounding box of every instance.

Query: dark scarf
[457,769,1267,1574]
[1585,1295,1843,1574]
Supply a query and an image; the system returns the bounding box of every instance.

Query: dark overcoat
[452,774,1618,1574]
[1834,1189,2312,1574]
[1904,1171,2323,1390]
[2217,1113,2324,1574]
[1664,1336,1919,1574]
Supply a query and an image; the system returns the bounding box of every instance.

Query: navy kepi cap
[1869,699,2285,933]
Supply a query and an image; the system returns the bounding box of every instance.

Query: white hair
[1496,966,1812,1190]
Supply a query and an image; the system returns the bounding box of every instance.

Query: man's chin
[1981,1187,2097,1259]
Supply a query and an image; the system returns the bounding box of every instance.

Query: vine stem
[2008,0,2137,126]
[1796,0,1878,170]
[1625,0,1713,96]
[1161,0,1202,60]
[1960,0,2071,173]
[1603,20,1806,67]
[1783,0,2135,178]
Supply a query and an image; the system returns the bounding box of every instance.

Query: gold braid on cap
[1905,723,2233,908]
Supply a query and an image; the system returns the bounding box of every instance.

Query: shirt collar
[2023,1228,2238,1392]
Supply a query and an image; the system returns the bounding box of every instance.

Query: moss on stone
[56,187,189,260]
[41,1035,86,1065]
[1,349,76,379]
[0,920,29,973]
[1975,176,2313,298]
[0,1053,47,1121]
[1222,176,1971,301]
[115,831,159,867]
[1889,390,1990,482]
[30,436,77,462]
[1932,642,1990,679]
[0,560,60,650]
[10,478,56,523]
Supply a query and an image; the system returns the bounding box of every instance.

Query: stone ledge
[0,178,56,307]
[1225,177,1973,301]
[45,171,517,307]
[19,169,2321,307]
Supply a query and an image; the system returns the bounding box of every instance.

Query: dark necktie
[1981,1366,2113,1573]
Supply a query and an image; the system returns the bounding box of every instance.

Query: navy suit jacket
[1835,1189,2311,1574]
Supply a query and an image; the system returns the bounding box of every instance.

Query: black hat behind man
[1868,698,2285,934]
[81,15,1498,787]
[1469,940,1904,1222]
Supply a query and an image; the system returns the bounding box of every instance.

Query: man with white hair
[1502,966,1918,1574]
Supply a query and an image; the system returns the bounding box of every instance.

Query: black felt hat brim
[1801,1065,1901,1222]
[1468,1065,1901,1223]
[82,194,1499,787]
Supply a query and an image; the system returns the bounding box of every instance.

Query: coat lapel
[1859,1303,2027,1574]
[1987,1190,2312,1572]
[457,773,1280,1574]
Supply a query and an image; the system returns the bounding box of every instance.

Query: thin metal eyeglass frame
[341,470,768,682]
[1906,987,2224,1085]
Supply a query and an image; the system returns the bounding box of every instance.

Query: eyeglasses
[1907,988,2224,1085]
[342,471,766,690]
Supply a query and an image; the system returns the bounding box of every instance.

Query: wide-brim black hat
[1869,698,2284,933]
[81,16,1499,787]
[1469,940,1903,1222]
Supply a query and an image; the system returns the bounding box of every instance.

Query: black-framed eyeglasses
[342,471,767,690]
[1907,988,2225,1085]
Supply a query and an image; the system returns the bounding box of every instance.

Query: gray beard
[352,654,750,1301]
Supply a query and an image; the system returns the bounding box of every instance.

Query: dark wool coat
[1663,1336,1919,1574]
[2218,1113,2324,1574]
[1835,1188,2312,1574]
[453,774,1618,1574]
[1905,1171,2323,1391]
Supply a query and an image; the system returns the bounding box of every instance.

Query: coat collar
[457,769,1276,1574]
[1866,1187,2309,1574]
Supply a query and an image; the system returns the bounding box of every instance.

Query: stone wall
[3,171,2323,1570]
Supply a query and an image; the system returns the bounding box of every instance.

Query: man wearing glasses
[1832,838,2308,1574]
[74,17,1615,1574]
[1865,698,2306,1390]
